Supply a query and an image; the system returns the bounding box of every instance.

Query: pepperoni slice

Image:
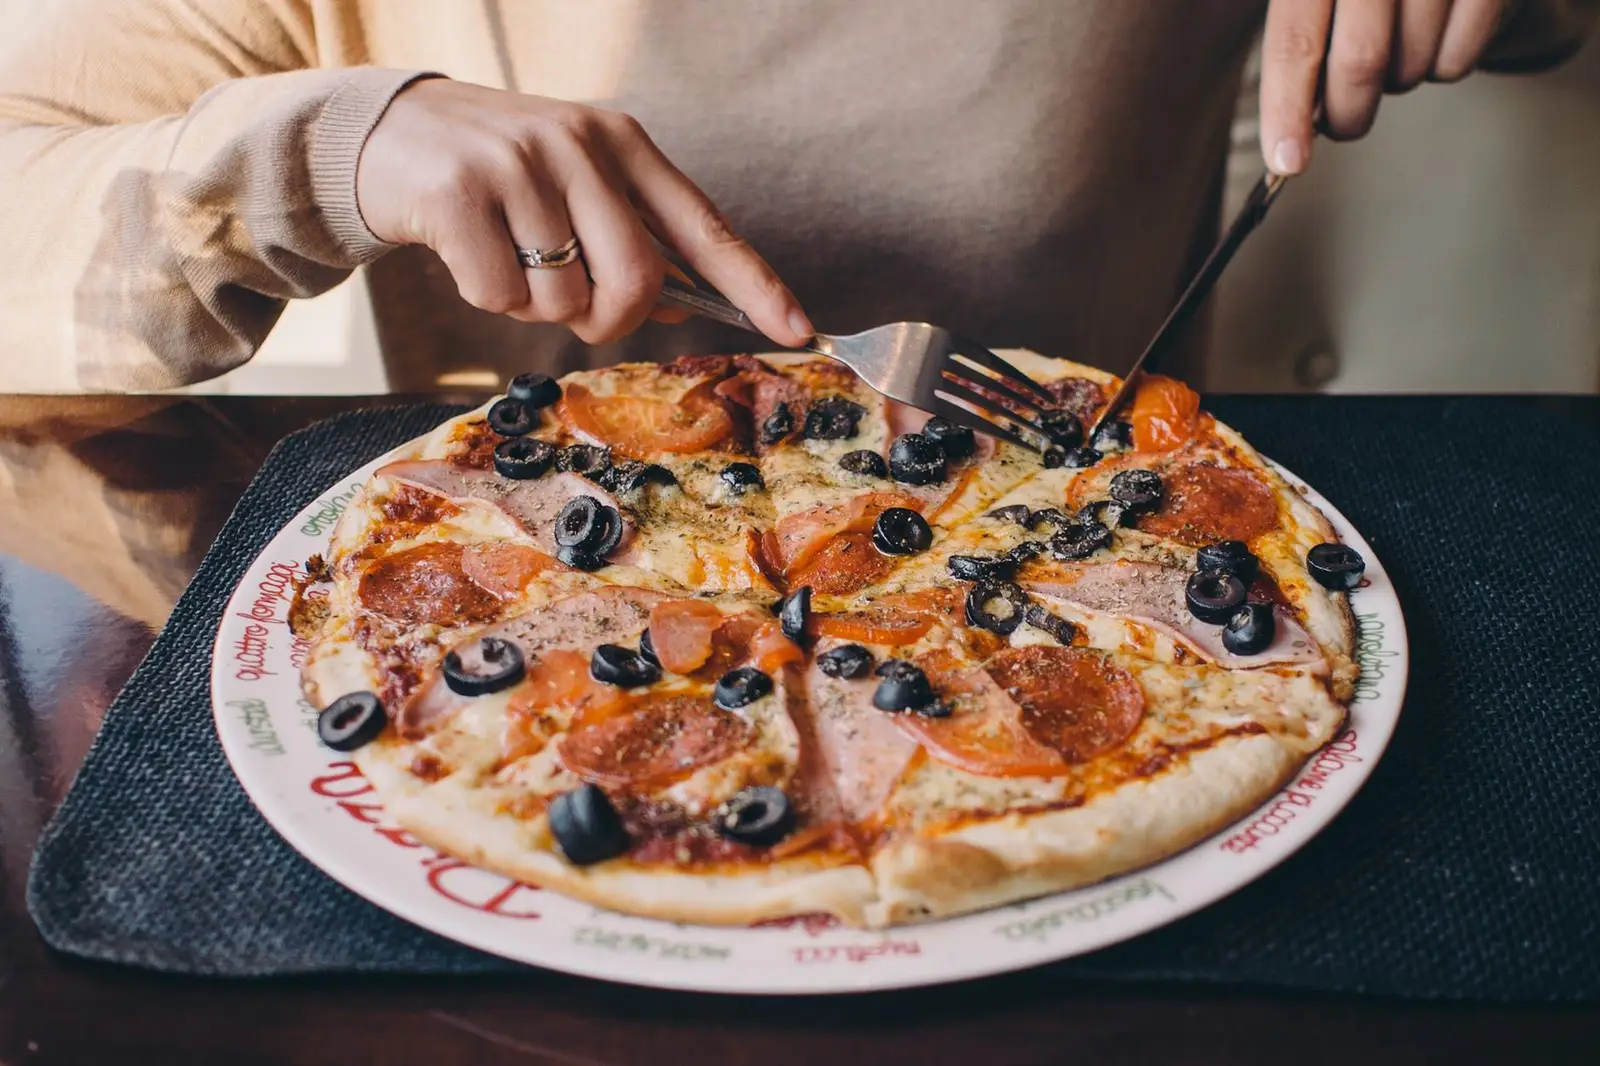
[787,531,898,595]
[460,542,559,598]
[985,646,1146,763]
[1136,463,1278,547]
[357,542,502,627]
[647,600,726,674]
[895,651,1066,778]
[1129,374,1203,452]
[561,380,733,455]
[557,693,752,788]
[1046,376,1108,423]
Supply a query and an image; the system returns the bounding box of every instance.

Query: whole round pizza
[294,350,1360,929]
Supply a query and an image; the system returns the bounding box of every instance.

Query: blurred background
[4,2,1597,395]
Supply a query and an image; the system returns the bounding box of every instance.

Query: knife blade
[1086,171,1290,447]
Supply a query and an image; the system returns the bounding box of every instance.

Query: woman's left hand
[1259,0,1513,174]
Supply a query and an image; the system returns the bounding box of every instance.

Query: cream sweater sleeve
[0,0,434,391]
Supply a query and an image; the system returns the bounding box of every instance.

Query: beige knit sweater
[1,0,1593,393]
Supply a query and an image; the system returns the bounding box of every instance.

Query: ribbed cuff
[309,68,445,264]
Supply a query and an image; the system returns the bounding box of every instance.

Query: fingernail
[1272,138,1306,175]
[788,308,815,343]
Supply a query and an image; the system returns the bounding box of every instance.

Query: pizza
[294,350,1363,928]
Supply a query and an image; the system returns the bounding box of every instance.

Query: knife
[1086,171,1290,446]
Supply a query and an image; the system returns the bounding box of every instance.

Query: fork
[659,277,1057,452]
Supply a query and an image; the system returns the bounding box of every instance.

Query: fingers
[1433,0,1504,81]
[429,174,535,318]
[1390,0,1451,90]
[613,119,813,347]
[497,151,591,325]
[1260,0,1336,174]
[1323,0,1397,139]
[557,148,667,345]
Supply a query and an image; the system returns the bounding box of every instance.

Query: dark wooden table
[3,393,1597,1066]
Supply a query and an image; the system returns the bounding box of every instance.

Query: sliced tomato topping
[787,530,898,595]
[1136,463,1278,547]
[1129,374,1203,453]
[557,693,752,788]
[749,619,805,672]
[984,645,1146,763]
[561,380,734,455]
[508,647,628,731]
[460,542,559,598]
[770,491,923,574]
[358,542,502,627]
[647,599,726,675]
[808,606,934,646]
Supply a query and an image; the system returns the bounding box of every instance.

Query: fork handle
[658,276,762,335]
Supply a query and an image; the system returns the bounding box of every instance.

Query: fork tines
[934,344,1057,453]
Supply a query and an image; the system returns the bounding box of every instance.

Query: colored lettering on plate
[228,698,284,757]
[1217,731,1360,855]
[992,877,1173,943]
[1351,612,1398,704]
[300,482,364,537]
[572,926,731,962]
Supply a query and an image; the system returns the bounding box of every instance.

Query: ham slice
[802,643,920,824]
[397,586,668,737]
[377,461,635,559]
[1021,560,1324,670]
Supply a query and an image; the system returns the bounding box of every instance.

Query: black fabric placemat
[27,397,1600,999]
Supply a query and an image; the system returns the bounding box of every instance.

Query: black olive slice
[986,504,1032,525]
[317,691,387,751]
[872,507,933,555]
[507,372,561,409]
[1307,543,1366,591]
[922,416,976,460]
[590,643,660,687]
[556,443,612,477]
[442,637,527,697]
[1062,445,1103,468]
[1109,469,1164,514]
[1023,602,1077,645]
[555,545,606,572]
[760,402,794,445]
[803,396,866,440]
[817,643,873,679]
[1077,499,1132,529]
[720,461,765,494]
[947,554,1015,582]
[872,659,934,712]
[713,786,795,846]
[1197,540,1259,582]
[598,459,676,494]
[965,580,1029,636]
[1039,410,1083,449]
[638,626,660,668]
[1042,447,1067,469]
[1006,540,1047,565]
[486,398,535,437]
[888,433,947,486]
[1185,571,1248,624]
[1222,602,1276,655]
[1026,507,1072,531]
[714,666,773,709]
[492,437,555,480]
[779,586,811,644]
[1092,420,1134,452]
[1049,520,1113,560]
[838,449,889,478]
[548,783,629,866]
[555,496,605,550]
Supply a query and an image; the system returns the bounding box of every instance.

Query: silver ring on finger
[515,236,582,270]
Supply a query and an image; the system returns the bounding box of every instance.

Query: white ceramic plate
[212,454,1406,994]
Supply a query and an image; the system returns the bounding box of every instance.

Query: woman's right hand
[355,78,813,346]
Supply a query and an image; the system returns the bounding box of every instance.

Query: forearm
[0,66,432,391]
